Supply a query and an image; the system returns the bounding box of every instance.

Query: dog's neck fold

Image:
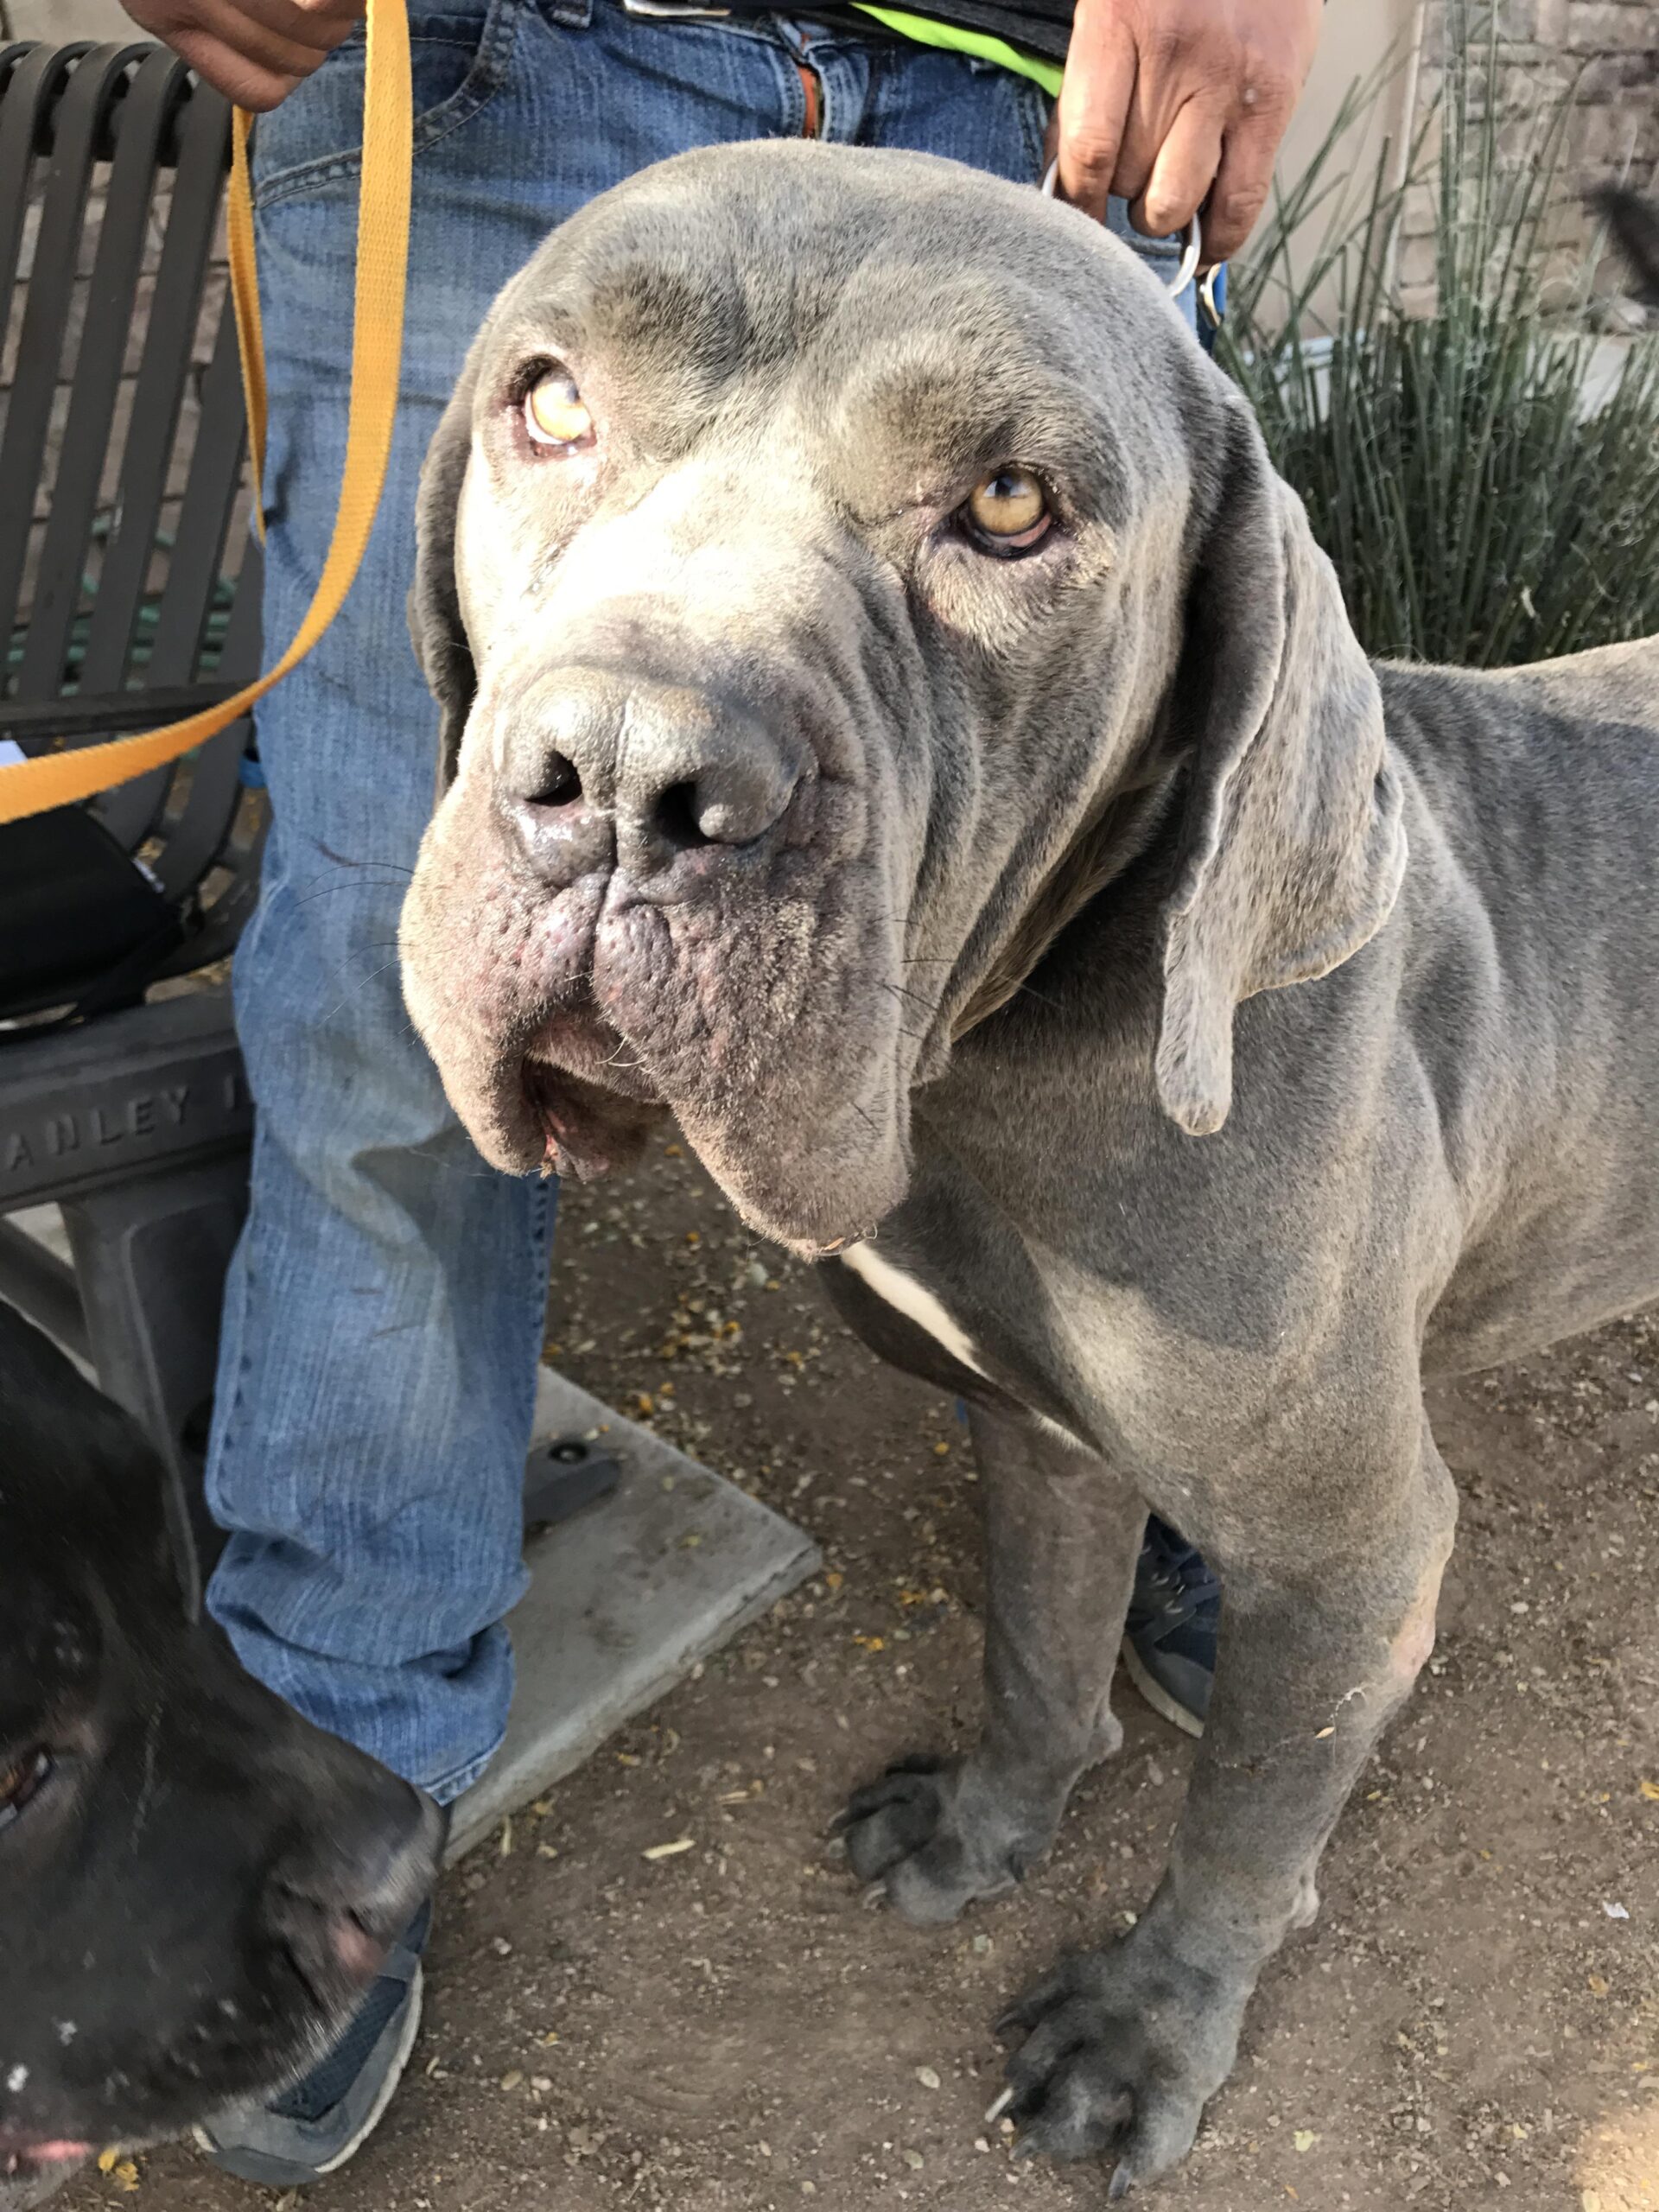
[949,752,1182,1043]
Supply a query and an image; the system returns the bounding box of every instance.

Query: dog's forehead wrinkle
[510,151,1176,415]
[532,447,833,631]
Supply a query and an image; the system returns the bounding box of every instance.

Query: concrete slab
[445,1366,821,1861]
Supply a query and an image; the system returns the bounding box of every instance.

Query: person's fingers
[1134,95,1224,238]
[1045,96,1157,213]
[127,0,360,105]
[199,49,304,110]
[200,0,359,64]
[1055,0,1137,223]
[1202,105,1285,260]
[237,0,364,55]
[1098,99,1161,209]
[122,19,297,104]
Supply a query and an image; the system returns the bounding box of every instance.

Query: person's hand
[1050,0,1322,262]
[121,0,364,110]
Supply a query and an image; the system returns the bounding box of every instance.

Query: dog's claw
[984,2087,1014,2125]
[862,1881,888,1910]
[1108,2164,1132,2200]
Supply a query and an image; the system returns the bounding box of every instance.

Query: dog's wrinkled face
[402,144,1402,1253]
[0,1307,442,2190]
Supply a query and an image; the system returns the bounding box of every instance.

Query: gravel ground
[59,1142,1657,2212]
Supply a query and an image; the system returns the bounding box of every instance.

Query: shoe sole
[1120,1638,1205,1738]
[314,1965,424,2176]
[193,1965,424,2185]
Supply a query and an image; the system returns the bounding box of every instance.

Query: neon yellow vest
[850,8,1064,97]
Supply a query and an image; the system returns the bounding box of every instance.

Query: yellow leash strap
[0,0,411,825]
[227,107,269,534]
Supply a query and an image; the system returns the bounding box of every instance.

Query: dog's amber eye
[524,369,593,450]
[964,467,1050,550]
[0,1749,50,1830]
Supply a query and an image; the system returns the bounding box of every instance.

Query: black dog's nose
[504,669,801,881]
[266,1786,444,1997]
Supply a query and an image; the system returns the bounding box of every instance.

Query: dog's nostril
[525,750,582,808]
[653,780,712,851]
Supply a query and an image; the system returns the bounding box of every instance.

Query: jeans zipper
[795,58,823,138]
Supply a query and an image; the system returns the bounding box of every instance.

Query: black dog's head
[0,1304,443,2191]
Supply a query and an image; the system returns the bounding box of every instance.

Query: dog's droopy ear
[1155,396,1407,1136]
[409,368,480,800]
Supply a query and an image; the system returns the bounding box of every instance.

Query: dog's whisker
[320,957,405,1027]
[315,844,416,876]
[286,879,421,913]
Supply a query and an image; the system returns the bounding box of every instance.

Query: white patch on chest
[841,1244,988,1377]
[842,1246,1093,1459]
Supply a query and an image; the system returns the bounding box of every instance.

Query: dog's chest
[838,1244,990,1378]
[836,1243,1096,1453]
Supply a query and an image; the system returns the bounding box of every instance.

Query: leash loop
[1039,158,1203,301]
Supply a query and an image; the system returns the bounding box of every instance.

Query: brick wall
[1398,0,1659,317]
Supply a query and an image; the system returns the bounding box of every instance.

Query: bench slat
[79,61,222,698]
[18,48,191,699]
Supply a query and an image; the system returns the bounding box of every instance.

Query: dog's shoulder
[1366,641,1659,1013]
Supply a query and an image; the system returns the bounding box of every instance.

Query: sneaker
[1121,1517,1221,1737]
[195,1901,431,2186]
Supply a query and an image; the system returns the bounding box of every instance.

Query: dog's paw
[833,1753,1056,1926]
[992,1930,1251,2192]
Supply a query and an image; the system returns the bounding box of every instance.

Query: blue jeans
[206,0,1193,1804]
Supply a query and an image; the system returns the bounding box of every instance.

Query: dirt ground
[61,1145,1657,2212]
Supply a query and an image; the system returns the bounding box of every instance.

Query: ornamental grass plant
[1219,16,1659,666]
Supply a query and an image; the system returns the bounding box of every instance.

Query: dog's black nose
[504,669,801,882]
[265,1785,444,1997]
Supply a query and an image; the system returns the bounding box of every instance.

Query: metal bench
[0,42,259,1542]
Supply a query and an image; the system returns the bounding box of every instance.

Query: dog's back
[1377,638,1659,1373]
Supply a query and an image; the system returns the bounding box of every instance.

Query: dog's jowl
[0,1305,443,2192]
[401,144,1659,2191]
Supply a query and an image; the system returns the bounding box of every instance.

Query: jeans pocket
[253,0,537,209]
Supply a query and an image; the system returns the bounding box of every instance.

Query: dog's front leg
[996,1428,1457,2194]
[837,1401,1142,1924]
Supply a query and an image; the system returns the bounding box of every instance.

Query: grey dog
[399,143,1659,2193]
